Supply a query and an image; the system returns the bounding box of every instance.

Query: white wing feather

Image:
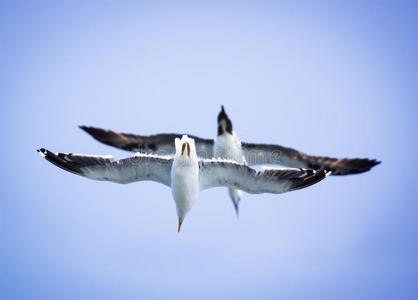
[199,159,328,194]
[38,149,173,186]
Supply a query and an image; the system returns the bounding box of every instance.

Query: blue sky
[1,1,417,299]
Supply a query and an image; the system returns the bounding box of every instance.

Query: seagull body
[79,106,380,213]
[214,106,245,214]
[171,136,199,230]
[38,136,329,231]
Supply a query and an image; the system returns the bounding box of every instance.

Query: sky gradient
[1,1,418,299]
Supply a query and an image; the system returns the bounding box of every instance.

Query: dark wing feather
[242,142,380,175]
[79,126,214,158]
[302,156,380,176]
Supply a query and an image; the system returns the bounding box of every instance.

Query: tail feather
[228,187,241,218]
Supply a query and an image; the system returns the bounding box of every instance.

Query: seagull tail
[228,188,241,218]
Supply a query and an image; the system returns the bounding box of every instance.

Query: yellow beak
[181,142,191,157]
[178,220,183,233]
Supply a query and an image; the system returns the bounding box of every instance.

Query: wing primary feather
[288,169,331,191]
[37,148,84,176]
[242,142,380,175]
[79,125,215,158]
[308,158,381,175]
[79,126,138,151]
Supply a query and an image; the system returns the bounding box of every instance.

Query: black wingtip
[290,169,328,191]
[368,159,381,170]
[79,125,106,141]
[221,105,225,112]
[79,125,89,132]
[37,148,46,154]
[37,148,83,176]
[329,158,382,175]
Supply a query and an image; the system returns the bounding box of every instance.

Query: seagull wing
[38,148,173,186]
[199,160,329,194]
[242,142,380,175]
[79,126,214,158]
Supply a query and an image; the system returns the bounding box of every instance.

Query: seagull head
[174,135,197,165]
[217,105,233,136]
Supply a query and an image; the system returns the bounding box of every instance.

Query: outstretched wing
[242,142,380,175]
[199,159,329,194]
[79,126,214,158]
[38,148,173,186]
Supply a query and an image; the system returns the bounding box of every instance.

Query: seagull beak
[178,220,183,233]
[181,142,190,157]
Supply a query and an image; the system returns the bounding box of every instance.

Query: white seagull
[38,136,329,232]
[79,106,380,215]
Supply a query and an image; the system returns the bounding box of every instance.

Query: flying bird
[80,106,380,214]
[38,136,329,231]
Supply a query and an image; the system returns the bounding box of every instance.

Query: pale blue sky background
[1,1,418,299]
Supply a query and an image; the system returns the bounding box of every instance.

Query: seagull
[213,106,246,215]
[38,135,329,232]
[80,106,380,214]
